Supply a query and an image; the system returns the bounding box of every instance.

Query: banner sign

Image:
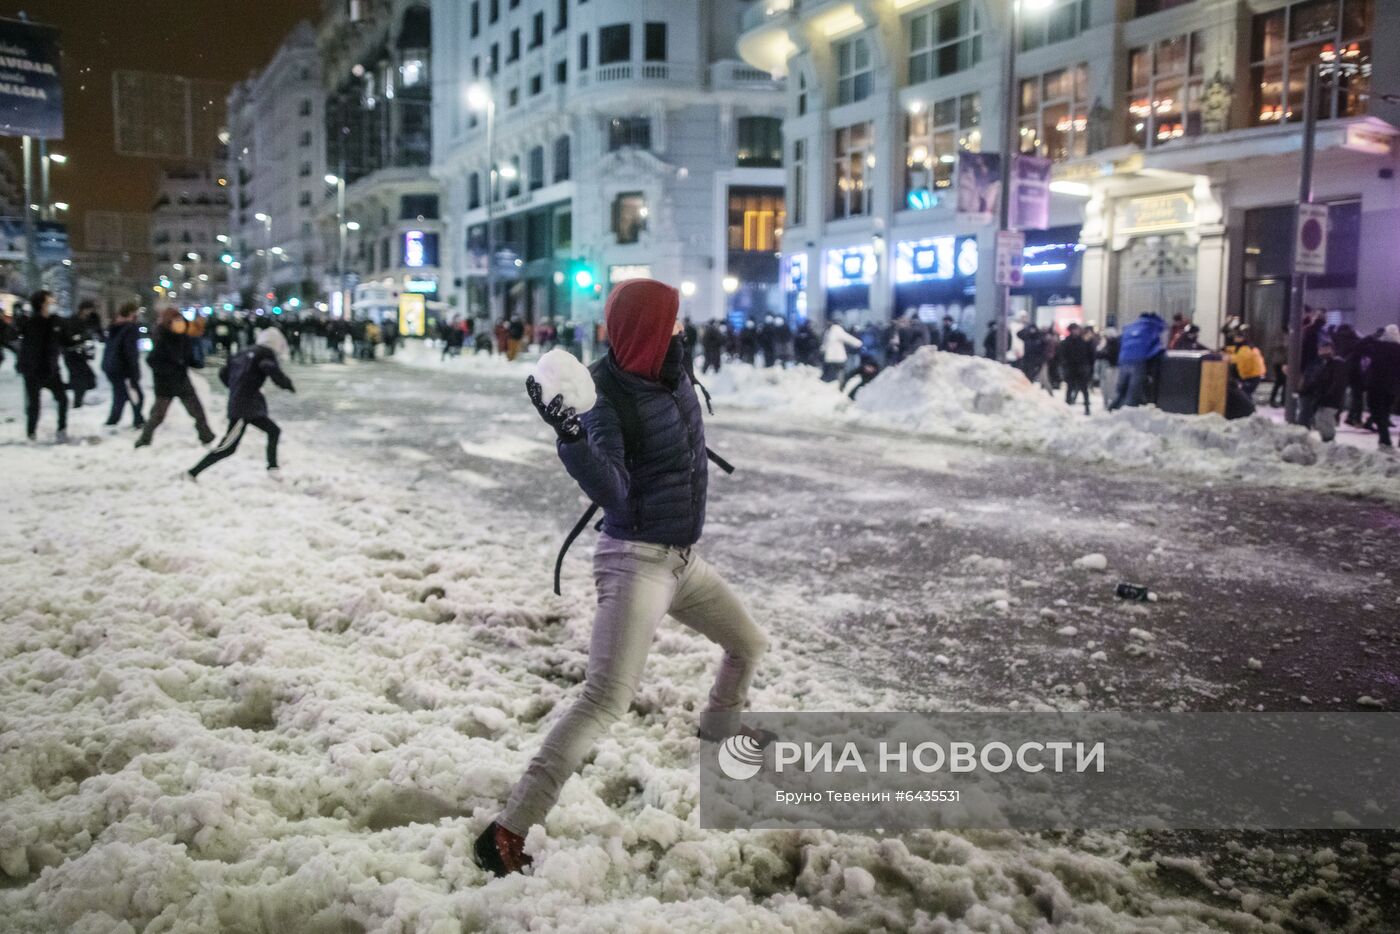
[955,150,1001,221]
[1295,202,1329,276]
[1011,154,1053,231]
[0,18,63,139]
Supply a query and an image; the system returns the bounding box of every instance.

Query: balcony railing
[742,0,794,32]
[711,60,783,90]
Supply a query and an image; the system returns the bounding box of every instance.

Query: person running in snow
[820,318,862,382]
[16,290,69,442]
[62,300,99,408]
[188,328,296,479]
[135,308,216,449]
[475,278,769,877]
[102,302,145,429]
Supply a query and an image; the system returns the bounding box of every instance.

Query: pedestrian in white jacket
[821,322,863,382]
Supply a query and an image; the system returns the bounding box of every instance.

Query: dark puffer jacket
[220,344,294,421]
[558,349,707,547]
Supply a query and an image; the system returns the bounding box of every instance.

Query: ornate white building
[432,0,787,331]
[740,0,1400,350]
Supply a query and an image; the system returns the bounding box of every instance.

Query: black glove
[526,376,583,443]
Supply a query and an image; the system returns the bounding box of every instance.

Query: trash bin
[1157,351,1228,416]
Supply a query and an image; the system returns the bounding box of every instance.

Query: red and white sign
[1295,202,1329,276]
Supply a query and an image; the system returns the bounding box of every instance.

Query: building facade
[320,0,442,324]
[432,0,786,333]
[151,164,232,310]
[226,21,328,312]
[740,0,1400,352]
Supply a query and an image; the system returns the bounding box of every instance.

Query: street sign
[994,230,1026,287]
[1295,202,1329,276]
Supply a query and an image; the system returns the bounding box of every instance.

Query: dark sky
[1,0,321,248]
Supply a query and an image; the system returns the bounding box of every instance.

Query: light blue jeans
[500,534,768,834]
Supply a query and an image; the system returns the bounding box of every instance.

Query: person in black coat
[1364,326,1400,448]
[63,300,99,408]
[135,308,215,448]
[700,320,723,374]
[1299,341,1349,441]
[188,328,295,478]
[102,302,145,428]
[16,290,69,441]
[1059,323,1096,414]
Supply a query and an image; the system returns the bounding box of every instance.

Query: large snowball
[531,348,597,413]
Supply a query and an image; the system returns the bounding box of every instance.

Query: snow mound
[531,348,596,414]
[707,347,1400,501]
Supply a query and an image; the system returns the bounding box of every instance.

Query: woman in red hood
[474,278,770,876]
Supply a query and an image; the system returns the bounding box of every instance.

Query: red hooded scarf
[604,278,679,380]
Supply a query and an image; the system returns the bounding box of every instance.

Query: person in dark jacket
[1016,322,1049,391]
[700,320,724,374]
[62,300,99,407]
[1298,341,1348,441]
[188,328,295,478]
[102,302,145,428]
[135,308,215,448]
[478,278,768,877]
[1059,323,1095,414]
[16,290,69,442]
[1364,325,1400,448]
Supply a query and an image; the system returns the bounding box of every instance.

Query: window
[468,172,482,209]
[1020,0,1090,50]
[401,194,439,219]
[645,23,667,62]
[530,73,543,95]
[554,135,571,181]
[299,99,312,116]
[489,0,498,23]
[791,139,806,226]
[832,121,874,219]
[608,116,651,151]
[510,0,519,8]
[600,24,631,64]
[471,0,480,36]
[728,187,785,253]
[1019,65,1089,161]
[299,191,312,206]
[509,29,520,61]
[299,131,312,147]
[908,0,982,83]
[506,156,521,197]
[737,116,783,167]
[528,145,545,190]
[1128,33,1204,147]
[1251,1,1372,126]
[555,59,568,84]
[556,0,568,33]
[490,43,499,74]
[836,36,872,105]
[905,93,981,210]
[556,210,572,251]
[612,192,647,243]
[579,33,589,70]
[508,86,519,107]
[797,71,807,116]
[472,55,481,77]
[1135,0,1194,14]
[532,12,544,48]
[299,161,312,177]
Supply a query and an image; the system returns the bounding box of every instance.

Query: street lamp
[326,173,350,319]
[994,0,1058,362]
[254,212,273,308]
[40,147,66,220]
[467,80,499,324]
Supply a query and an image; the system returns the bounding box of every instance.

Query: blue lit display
[825,245,877,286]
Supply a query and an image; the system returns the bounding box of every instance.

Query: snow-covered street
[3,347,1398,932]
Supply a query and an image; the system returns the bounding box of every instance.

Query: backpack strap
[690,374,716,415]
[554,503,600,596]
[706,448,734,475]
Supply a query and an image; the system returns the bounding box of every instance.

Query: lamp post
[40,148,65,221]
[994,0,1056,362]
[326,173,350,319]
[254,212,272,309]
[467,81,498,324]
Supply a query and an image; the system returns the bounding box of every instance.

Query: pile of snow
[0,367,1329,932]
[709,348,1400,501]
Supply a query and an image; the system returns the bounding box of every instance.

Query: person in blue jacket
[1108,312,1167,410]
[186,327,295,479]
[474,278,769,877]
[102,302,145,429]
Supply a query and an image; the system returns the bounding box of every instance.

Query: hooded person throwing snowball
[474,278,770,876]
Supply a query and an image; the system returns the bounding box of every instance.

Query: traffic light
[569,259,596,291]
